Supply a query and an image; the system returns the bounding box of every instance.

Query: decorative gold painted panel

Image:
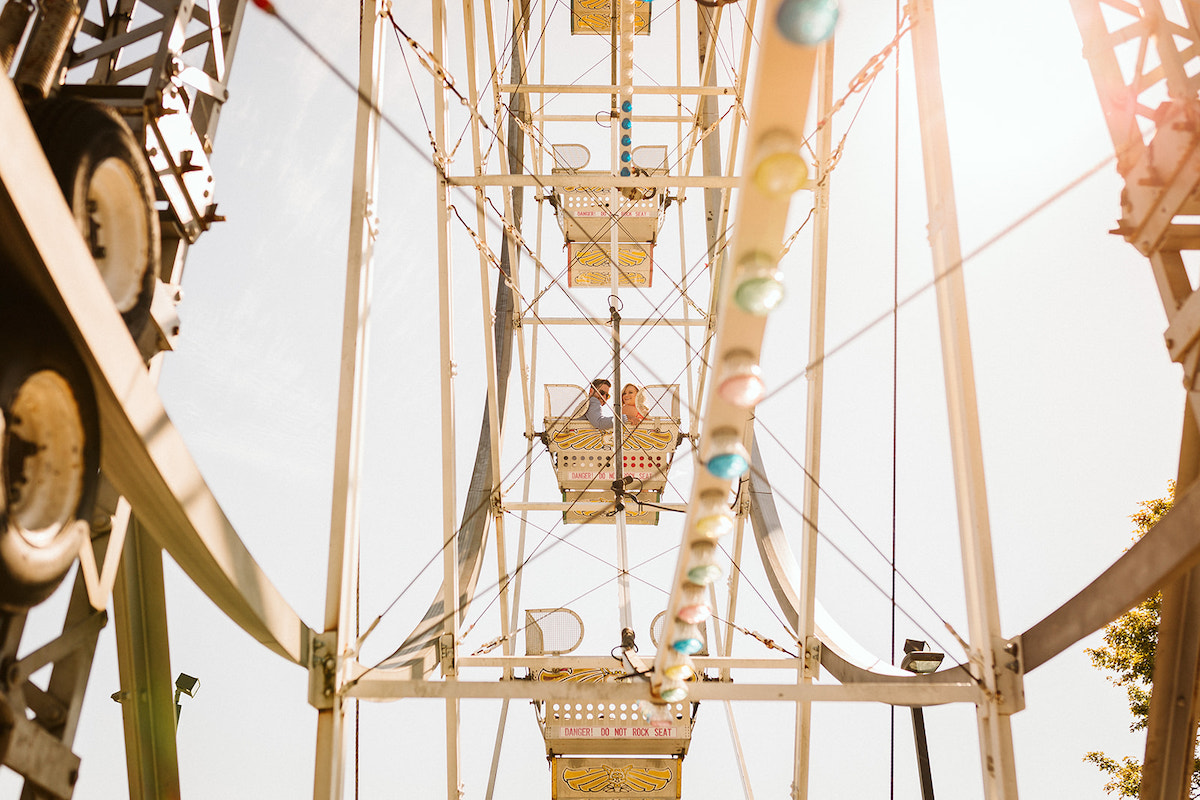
[569,0,652,35]
[552,758,680,799]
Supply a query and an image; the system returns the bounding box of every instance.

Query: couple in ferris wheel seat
[578,378,648,430]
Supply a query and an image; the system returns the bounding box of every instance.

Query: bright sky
[6,0,1186,798]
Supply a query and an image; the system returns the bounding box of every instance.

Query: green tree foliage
[1084,482,1200,798]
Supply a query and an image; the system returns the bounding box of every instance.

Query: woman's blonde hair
[622,383,649,414]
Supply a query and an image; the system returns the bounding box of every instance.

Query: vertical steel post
[113,523,181,800]
[612,303,634,635]
[911,707,936,800]
[790,35,834,800]
[908,1,1016,796]
[717,507,755,799]
[430,0,462,793]
[1140,402,1200,799]
[696,2,722,266]
[611,0,637,641]
[313,1,385,797]
[461,0,511,663]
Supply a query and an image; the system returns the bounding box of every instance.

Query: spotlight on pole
[174,672,200,725]
[900,639,943,800]
[900,638,944,674]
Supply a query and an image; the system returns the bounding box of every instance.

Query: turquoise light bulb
[707,452,748,479]
[776,0,838,46]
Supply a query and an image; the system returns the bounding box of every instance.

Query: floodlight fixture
[175,673,200,698]
[900,640,944,675]
[174,672,201,726]
[899,638,940,799]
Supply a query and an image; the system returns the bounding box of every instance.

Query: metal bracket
[307,630,339,710]
[802,636,821,680]
[439,632,458,677]
[144,83,218,243]
[993,636,1025,715]
[145,280,183,355]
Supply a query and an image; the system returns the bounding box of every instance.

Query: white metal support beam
[792,35,835,800]
[498,83,740,95]
[313,0,386,797]
[430,0,462,794]
[482,0,530,790]
[717,508,754,799]
[346,675,980,704]
[714,0,758,282]
[908,1,1017,796]
[696,0,724,267]
[450,174,742,187]
[461,0,508,665]
[0,70,310,666]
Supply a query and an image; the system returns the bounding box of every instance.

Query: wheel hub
[86,157,151,314]
[4,369,85,544]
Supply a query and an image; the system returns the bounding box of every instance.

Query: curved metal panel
[747,435,970,692]
[377,116,525,677]
[376,253,517,677]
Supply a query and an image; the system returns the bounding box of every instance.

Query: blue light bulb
[707,452,748,479]
[622,100,633,113]
[621,135,632,146]
[672,637,703,655]
[621,118,632,130]
[776,0,838,46]
[620,167,631,177]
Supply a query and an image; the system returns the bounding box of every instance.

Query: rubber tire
[0,280,100,611]
[27,96,161,340]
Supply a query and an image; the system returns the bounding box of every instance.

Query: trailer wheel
[28,97,160,339]
[0,301,99,610]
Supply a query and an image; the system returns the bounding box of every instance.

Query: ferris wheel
[4,0,1200,798]
[310,0,1018,796]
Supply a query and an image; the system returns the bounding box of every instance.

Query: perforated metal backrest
[525,608,585,656]
[551,143,590,171]
[544,384,590,425]
[632,145,668,172]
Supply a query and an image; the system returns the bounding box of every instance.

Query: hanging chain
[805,10,913,175]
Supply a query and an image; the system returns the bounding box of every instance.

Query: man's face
[592,383,611,401]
